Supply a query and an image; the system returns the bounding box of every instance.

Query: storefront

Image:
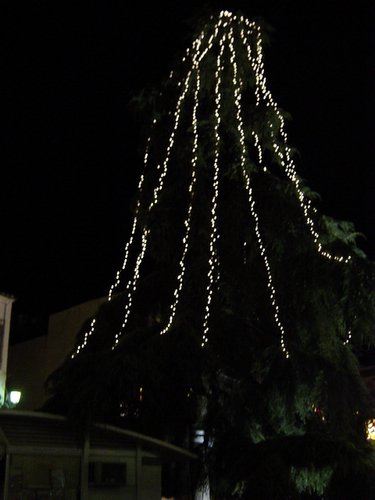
[0,410,196,500]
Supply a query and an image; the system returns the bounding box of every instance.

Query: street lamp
[9,390,21,406]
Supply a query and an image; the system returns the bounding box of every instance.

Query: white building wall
[0,293,15,406]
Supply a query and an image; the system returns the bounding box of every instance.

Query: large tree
[45,10,375,498]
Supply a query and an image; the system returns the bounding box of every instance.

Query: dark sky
[2,1,374,339]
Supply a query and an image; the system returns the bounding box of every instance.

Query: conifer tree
[46,10,375,498]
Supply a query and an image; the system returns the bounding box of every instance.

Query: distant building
[0,293,15,406]
[7,295,105,410]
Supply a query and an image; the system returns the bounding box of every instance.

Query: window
[88,462,127,486]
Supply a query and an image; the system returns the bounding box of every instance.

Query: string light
[108,139,151,302]
[148,72,194,211]
[252,131,264,168]
[240,16,352,348]
[367,419,375,441]
[71,319,96,359]
[240,19,351,265]
[228,27,289,357]
[72,11,354,358]
[201,31,226,347]
[113,227,149,348]
[72,43,197,356]
[160,38,202,336]
[343,329,352,345]
[107,39,194,303]
[111,45,203,347]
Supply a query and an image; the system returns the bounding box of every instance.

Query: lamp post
[4,389,22,408]
[9,391,21,406]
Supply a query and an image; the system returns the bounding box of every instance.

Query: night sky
[2,1,374,341]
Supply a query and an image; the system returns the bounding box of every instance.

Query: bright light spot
[10,391,21,405]
[367,419,375,440]
[194,429,205,444]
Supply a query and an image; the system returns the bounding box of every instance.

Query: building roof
[0,410,197,461]
[0,292,15,302]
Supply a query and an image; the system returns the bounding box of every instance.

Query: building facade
[0,293,15,406]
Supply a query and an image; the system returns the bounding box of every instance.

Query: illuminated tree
[46,10,375,498]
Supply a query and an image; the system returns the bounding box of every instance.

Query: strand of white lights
[201,32,226,347]
[108,35,192,303]
[80,121,153,356]
[196,11,232,65]
[76,37,200,353]
[108,128,155,302]
[343,329,352,345]
[74,39,202,354]
[108,194,142,302]
[252,131,266,171]
[71,319,96,359]
[107,36,195,301]
[240,17,352,347]
[72,140,151,354]
[113,40,202,346]
[240,20,350,264]
[159,19,226,339]
[367,419,375,441]
[148,68,194,211]
[197,23,221,64]
[113,228,149,348]
[160,55,201,335]
[228,27,289,358]
[77,25,194,353]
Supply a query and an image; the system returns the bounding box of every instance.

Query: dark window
[88,462,127,486]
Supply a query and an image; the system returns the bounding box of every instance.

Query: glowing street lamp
[9,390,21,406]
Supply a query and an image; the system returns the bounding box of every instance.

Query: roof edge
[0,410,197,460]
